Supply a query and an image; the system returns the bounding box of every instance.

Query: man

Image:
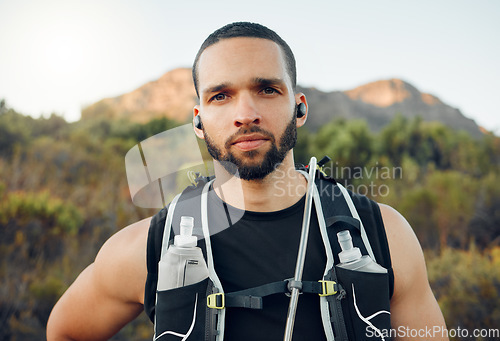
[47,22,448,340]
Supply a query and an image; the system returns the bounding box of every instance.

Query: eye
[211,93,227,102]
[262,87,277,95]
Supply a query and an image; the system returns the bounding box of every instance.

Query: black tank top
[209,193,327,340]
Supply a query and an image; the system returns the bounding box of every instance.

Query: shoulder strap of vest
[314,172,394,297]
[144,178,209,322]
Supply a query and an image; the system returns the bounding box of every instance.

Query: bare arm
[380,204,448,341]
[46,217,152,341]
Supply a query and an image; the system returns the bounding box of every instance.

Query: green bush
[0,190,82,236]
[427,247,500,339]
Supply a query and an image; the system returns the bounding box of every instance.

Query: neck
[212,153,307,212]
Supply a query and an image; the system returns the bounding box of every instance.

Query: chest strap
[207,279,341,310]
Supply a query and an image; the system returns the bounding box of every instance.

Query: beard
[203,115,297,181]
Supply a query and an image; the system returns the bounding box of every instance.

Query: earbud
[194,115,202,129]
[296,103,306,118]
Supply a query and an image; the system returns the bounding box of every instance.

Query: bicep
[390,284,447,340]
[47,218,150,340]
[380,204,448,341]
[47,263,144,341]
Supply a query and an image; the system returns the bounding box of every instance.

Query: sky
[1,0,499,134]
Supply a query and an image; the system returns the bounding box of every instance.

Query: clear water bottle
[336,230,387,274]
[157,216,209,291]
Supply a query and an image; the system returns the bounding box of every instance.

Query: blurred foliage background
[0,101,499,340]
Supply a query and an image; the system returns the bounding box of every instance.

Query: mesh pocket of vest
[335,266,392,341]
[155,278,213,341]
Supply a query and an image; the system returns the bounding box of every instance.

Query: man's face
[194,37,304,180]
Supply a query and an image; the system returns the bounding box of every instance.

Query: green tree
[398,186,440,250]
[468,172,500,248]
[378,114,410,166]
[427,171,478,249]
[310,119,374,182]
[294,126,312,165]
[0,108,33,156]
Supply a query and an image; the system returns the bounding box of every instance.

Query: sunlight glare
[44,32,85,77]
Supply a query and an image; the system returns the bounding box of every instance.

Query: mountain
[299,79,482,138]
[81,68,482,138]
[82,68,197,123]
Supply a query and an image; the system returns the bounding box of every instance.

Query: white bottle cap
[337,230,362,263]
[174,216,197,247]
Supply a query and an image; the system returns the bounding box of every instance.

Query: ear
[295,93,308,128]
[193,105,205,140]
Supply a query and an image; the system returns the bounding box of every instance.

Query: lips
[230,134,270,151]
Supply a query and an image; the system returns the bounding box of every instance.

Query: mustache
[224,126,276,149]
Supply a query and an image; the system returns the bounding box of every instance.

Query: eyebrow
[202,82,233,96]
[252,77,286,88]
[201,77,287,97]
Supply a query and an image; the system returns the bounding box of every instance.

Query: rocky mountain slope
[300,79,482,137]
[82,68,197,124]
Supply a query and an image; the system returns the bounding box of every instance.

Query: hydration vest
[144,170,394,340]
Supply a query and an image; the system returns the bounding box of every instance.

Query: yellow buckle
[207,293,225,309]
[319,280,337,297]
[318,166,328,177]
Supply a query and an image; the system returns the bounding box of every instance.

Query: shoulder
[378,204,447,334]
[378,204,423,264]
[94,216,152,304]
[378,204,428,301]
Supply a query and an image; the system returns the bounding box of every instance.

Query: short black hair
[192,22,297,98]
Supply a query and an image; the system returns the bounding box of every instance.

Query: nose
[233,93,261,128]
